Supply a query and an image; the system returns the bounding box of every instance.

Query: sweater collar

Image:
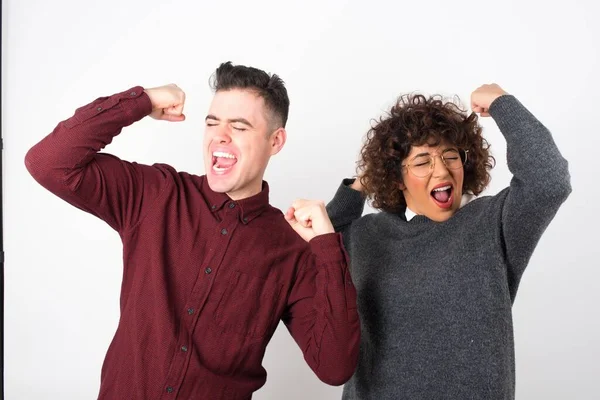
[404,193,474,221]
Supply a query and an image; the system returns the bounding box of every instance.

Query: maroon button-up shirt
[25,87,360,399]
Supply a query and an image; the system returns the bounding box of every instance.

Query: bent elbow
[556,173,572,202]
[24,144,67,191]
[538,158,572,205]
[550,161,572,203]
[317,365,356,387]
[314,342,359,386]
[24,145,48,183]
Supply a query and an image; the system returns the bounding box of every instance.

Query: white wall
[3,0,599,398]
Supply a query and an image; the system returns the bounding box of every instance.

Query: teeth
[433,185,451,192]
[213,151,236,159]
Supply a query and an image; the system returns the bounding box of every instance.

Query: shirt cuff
[120,86,153,125]
[309,232,347,265]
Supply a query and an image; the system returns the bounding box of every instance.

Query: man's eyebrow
[228,118,253,128]
[204,115,254,129]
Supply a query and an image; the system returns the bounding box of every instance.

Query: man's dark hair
[210,61,289,128]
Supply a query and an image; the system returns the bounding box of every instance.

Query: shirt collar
[404,207,417,221]
[201,176,270,224]
[404,193,475,221]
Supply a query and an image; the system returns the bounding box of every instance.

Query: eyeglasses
[401,148,469,178]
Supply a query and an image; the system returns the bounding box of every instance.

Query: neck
[227,180,263,200]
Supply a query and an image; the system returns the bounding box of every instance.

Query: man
[25,62,359,399]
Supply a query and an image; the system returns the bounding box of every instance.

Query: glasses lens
[443,149,464,170]
[411,155,432,177]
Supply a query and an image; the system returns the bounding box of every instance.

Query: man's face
[203,89,286,200]
[400,142,465,222]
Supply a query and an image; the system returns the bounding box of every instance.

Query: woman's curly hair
[357,94,495,214]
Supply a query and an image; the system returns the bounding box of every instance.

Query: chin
[206,174,232,194]
[429,213,454,222]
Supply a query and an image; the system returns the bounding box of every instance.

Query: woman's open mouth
[431,184,453,209]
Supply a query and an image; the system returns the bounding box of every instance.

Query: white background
[3,0,599,399]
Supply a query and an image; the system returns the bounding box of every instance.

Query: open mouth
[430,184,453,209]
[212,151,238,173]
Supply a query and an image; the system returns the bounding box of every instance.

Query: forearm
[326,178,366,233]
[25,87,152,192]
[23,87,168,232]
[489,95,571,196]
[286,233,360,385]
[487,95,571,291]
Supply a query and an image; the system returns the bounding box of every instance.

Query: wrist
[143,88,159,110]
[349,178,363,192]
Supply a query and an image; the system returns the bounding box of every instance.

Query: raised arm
[25,84,186,232]
[473,84,572,299]
[282,200,360,385]
[325,178,366,249]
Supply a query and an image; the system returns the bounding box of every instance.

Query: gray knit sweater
[326,95,571,400]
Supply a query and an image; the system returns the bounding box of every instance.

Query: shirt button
[229,203,236,209]
[130,91,137,96]
[166,386,174,393]
[221,228,228,235]
[205,267,212,274]
[96,106,102,111]
[187,308,194,315]
[181,345,188,352]
[243,217,248,223]
[211,205,217,210]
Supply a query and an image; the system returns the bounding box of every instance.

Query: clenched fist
[285,199,335,242]
[144,84,186,122]
[471,83,508,117]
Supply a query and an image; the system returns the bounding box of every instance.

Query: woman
[326,84,571,399]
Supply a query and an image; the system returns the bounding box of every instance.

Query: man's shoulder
[148,164,205,186]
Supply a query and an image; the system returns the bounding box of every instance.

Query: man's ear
[270,127,287,156]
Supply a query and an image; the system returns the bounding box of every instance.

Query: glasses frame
[401,148,469,178]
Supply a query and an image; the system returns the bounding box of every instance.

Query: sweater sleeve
[325,178,367,250]
[488,95,572,299]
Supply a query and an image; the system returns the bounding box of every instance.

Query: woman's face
[400,142,465,222]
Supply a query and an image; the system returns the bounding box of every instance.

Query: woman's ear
[399,182,406,190]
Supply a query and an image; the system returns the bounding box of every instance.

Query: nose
[213,126,232,144]
[431,154,450,179]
